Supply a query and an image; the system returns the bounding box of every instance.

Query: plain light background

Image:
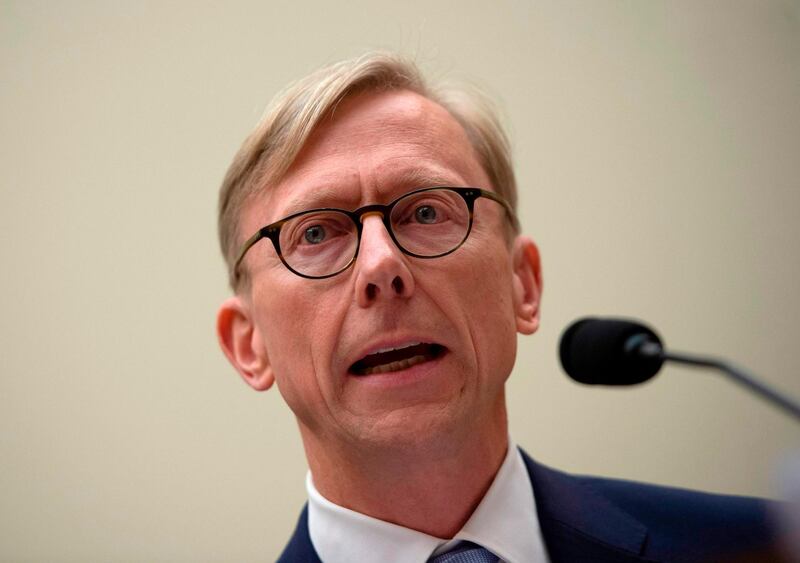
[2,1,799,560]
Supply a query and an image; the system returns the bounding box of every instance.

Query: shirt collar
[307,439,549,563]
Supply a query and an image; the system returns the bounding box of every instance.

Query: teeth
[361,354,428,375]
[371,342,422,355]
[350,342,444,376]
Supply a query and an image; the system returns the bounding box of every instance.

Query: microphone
[559,317,800,422]
[559,317,664,385]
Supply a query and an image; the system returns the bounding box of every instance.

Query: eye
[304,225,326,244]
[281,211,353,254]
[415,205,438,224]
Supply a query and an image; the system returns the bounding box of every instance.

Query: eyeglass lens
[278,189,471,277]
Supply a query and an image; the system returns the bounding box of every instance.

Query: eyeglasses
[234,186,518,280]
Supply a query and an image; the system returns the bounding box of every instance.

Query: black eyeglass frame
[234,186,518,281]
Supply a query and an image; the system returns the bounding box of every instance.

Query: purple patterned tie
[427,541,500,563]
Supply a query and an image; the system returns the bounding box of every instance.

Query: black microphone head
[559,317,665,385]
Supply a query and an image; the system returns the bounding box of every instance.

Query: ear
[511,236,542,335]
[216,296,275,391]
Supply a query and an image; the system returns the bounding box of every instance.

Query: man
[216,53,781,562]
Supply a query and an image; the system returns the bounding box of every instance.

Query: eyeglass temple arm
[233,229,267,279]
[478,189,521,232]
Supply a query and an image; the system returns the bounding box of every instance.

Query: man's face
[223,89,540,453]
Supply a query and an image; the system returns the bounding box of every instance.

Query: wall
[1,1,798,560]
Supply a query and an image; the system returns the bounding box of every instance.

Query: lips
[350,342,445,376]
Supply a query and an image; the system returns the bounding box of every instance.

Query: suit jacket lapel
[278,504,322,563]
[520,450,653,562]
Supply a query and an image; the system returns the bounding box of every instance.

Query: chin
[341,401,474,456]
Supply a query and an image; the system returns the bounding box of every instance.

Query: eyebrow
[395,167,463,191]
[279,166,466,217]
[280,186,359,217]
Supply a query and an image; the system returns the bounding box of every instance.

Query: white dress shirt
[306,439,550,563]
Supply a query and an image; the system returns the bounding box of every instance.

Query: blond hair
[218,52,517,290]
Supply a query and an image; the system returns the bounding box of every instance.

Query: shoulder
[521,451,782,562]
[578,472,776,555]
[580,471,771,522]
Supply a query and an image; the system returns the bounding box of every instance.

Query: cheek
[251,279,345,403]
[433,239,518,377]
[469,267,518,377]
[258,286,313,357]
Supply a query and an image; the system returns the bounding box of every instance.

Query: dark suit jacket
[277,451,783,562]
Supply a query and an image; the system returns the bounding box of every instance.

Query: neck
[300,399,509,538]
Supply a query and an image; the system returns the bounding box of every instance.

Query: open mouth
[350,343,446,376]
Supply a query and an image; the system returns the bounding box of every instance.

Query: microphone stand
[638,341,800,422]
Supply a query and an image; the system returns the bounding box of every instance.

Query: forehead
[242,89,491,230]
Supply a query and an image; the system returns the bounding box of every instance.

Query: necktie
[427,541,500,563]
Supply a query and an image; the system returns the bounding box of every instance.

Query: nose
[353,213,415,307]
